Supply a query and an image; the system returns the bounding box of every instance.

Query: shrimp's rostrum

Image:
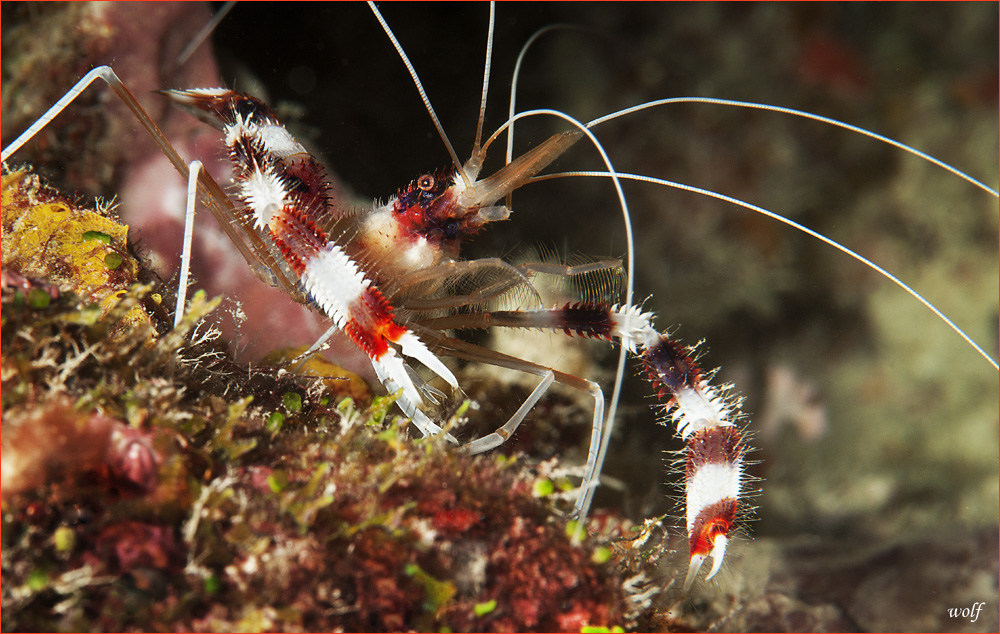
[3,1,997,622]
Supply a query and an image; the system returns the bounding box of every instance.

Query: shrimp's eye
[417,174,435,191]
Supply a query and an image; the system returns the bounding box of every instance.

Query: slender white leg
[174,160,203,328]
[413,325,607,530]
[2,67,115,162]
[463,370,555,454]
[3,65,304,301]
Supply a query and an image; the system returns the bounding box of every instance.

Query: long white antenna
[470,2,496,165]
[505,25,577,168]
[366,1,469,187]
[533,170,1000,372]
[175,1,237,67]
[588,97,999,198]
[487,108,636,531]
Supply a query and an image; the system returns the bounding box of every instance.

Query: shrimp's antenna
[367,1,470,188]
[487,108,635,531]
[505,25,580,169]
[581,96,998,368]
[588,97,999,198]
[534,170,1000,372]
[469,1,496,171]
[175,1,236,67]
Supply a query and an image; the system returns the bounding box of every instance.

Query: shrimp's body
[2,2,996,622]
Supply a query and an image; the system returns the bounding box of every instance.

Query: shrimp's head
[389,129,583,257]
[390,167,501,257]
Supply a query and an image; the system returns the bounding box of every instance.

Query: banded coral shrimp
[3,1,998,629]
[209,2,999,626]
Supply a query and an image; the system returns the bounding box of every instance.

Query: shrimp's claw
[684,484,738,591]
[683,534,730,592]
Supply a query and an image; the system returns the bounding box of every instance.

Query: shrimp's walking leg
[392,257,626,320]
[174,160,203,327]
[1,66,302,301]
[0,67,280,325]
[389,257,543,311]
[412,325,606,520]
[464,369,555,453]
